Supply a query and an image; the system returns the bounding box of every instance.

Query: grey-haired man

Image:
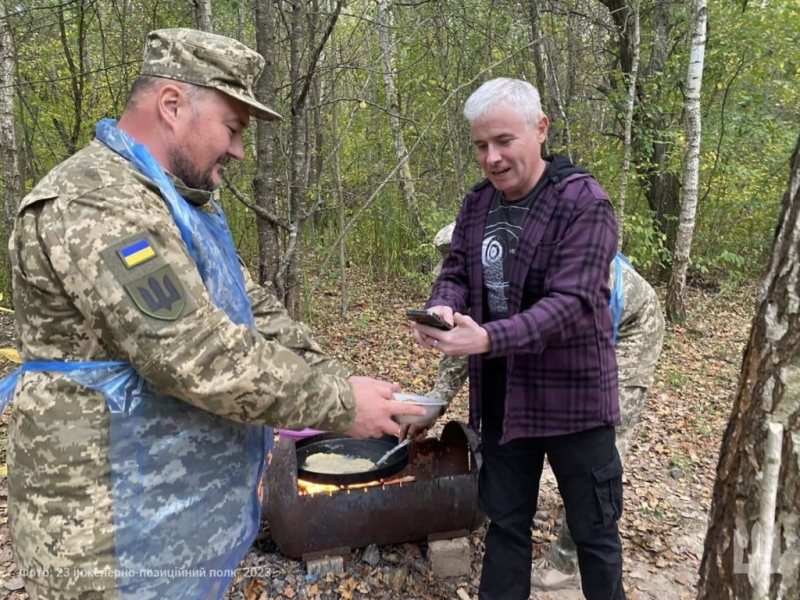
[426,220,665,592]
[6,28,422,600]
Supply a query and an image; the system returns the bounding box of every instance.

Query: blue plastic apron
[0,119,273,599]
[609,251,631,343]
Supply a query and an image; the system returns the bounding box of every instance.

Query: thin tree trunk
[0,0,22,278]
[237,0,244,41]
[696,132,800,600]
[528,0,549,155]
[565,10,579,152]
[666,0,707,322]
[284,0,307,318]
[617,0,640,246]
[601,0,682,264]
[376,0,422,233]
[530,1,561,152]
[195,0,213,33]
[599,0,634,75]
[544,40,571,160]
[642,0,680,260]
[55,0,89,158]
[330,51,347,315]
[279,0,340,316]
[305,0,323,251]
[254,0,282,292]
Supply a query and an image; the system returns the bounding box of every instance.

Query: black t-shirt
[482,162,554,320]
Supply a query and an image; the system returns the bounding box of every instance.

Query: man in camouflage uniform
[6,29,423,600]
[427,221,665,591]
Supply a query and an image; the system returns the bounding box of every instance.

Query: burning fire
[298,475,415,496]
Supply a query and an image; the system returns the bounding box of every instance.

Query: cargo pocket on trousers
[591,450,623,528]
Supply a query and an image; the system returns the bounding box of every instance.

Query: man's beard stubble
[167,144,223,192]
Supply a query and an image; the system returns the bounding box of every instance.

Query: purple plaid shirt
[428,168,620,442]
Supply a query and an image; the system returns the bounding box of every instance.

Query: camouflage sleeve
[242,265,350,379]
[615,264,665,389]
[429,354,468,404]
[34,185,355,432]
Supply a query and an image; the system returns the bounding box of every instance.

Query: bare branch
[222,172,294,234]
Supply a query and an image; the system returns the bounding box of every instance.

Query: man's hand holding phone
[410,310,491,356]
[405,308,453,330]
[408,306,454,350]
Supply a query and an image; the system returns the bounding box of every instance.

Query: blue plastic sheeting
[0,119,274,599]
[609,251,631,343]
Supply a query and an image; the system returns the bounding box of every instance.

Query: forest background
[0,0,798,318]
[2,2,800,598]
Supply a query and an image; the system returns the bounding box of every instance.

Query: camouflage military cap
[141,28,282,121]
[433,221,456,275]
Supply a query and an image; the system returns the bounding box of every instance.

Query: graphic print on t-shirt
[482,230,509,316]
[481,163,554,320]
[483,192,534,318]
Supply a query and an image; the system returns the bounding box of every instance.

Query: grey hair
[463,78,542,129]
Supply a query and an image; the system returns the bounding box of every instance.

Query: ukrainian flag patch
[118,238,156,268]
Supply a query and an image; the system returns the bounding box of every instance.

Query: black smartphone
[406,309,453,330]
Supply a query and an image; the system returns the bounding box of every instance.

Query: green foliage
[690,250,749,286]
[10,0,194,180]
[6,0,800,300]
[682,1,798,277]
[621,213,669,276]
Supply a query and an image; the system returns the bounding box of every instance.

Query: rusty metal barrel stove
[264,420,486,559]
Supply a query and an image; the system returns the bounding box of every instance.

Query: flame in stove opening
[297,475,415,496]
[297,480,376,495]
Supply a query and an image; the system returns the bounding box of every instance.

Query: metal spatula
[374,438,411,469]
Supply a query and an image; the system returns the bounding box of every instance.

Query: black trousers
[477,424,625,600]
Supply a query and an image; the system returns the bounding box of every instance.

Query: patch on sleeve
[100,233,197,325]
[118,237,156,268]
[124,265,186,321]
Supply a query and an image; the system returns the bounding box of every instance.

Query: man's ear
[537,114,549,142]
[155,83,185,131]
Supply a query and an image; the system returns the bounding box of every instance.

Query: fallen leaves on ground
[0,273,756,600]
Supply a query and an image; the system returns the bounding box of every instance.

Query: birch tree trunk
[376,0,422,233]
[666,0,707,322]
[195,0,213,33]
[616,0,640,246]
[0,0,22,231]
[696,132,800,600]
[0,0,21,287]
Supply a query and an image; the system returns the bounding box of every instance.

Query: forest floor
[0,271,755,600]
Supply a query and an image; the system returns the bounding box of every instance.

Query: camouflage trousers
[24,581,117,600]
[543,385,646,574]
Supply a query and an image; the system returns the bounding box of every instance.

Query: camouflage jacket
[430,258,664,401]
[612,257,664,388]
[7,140,355,589]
